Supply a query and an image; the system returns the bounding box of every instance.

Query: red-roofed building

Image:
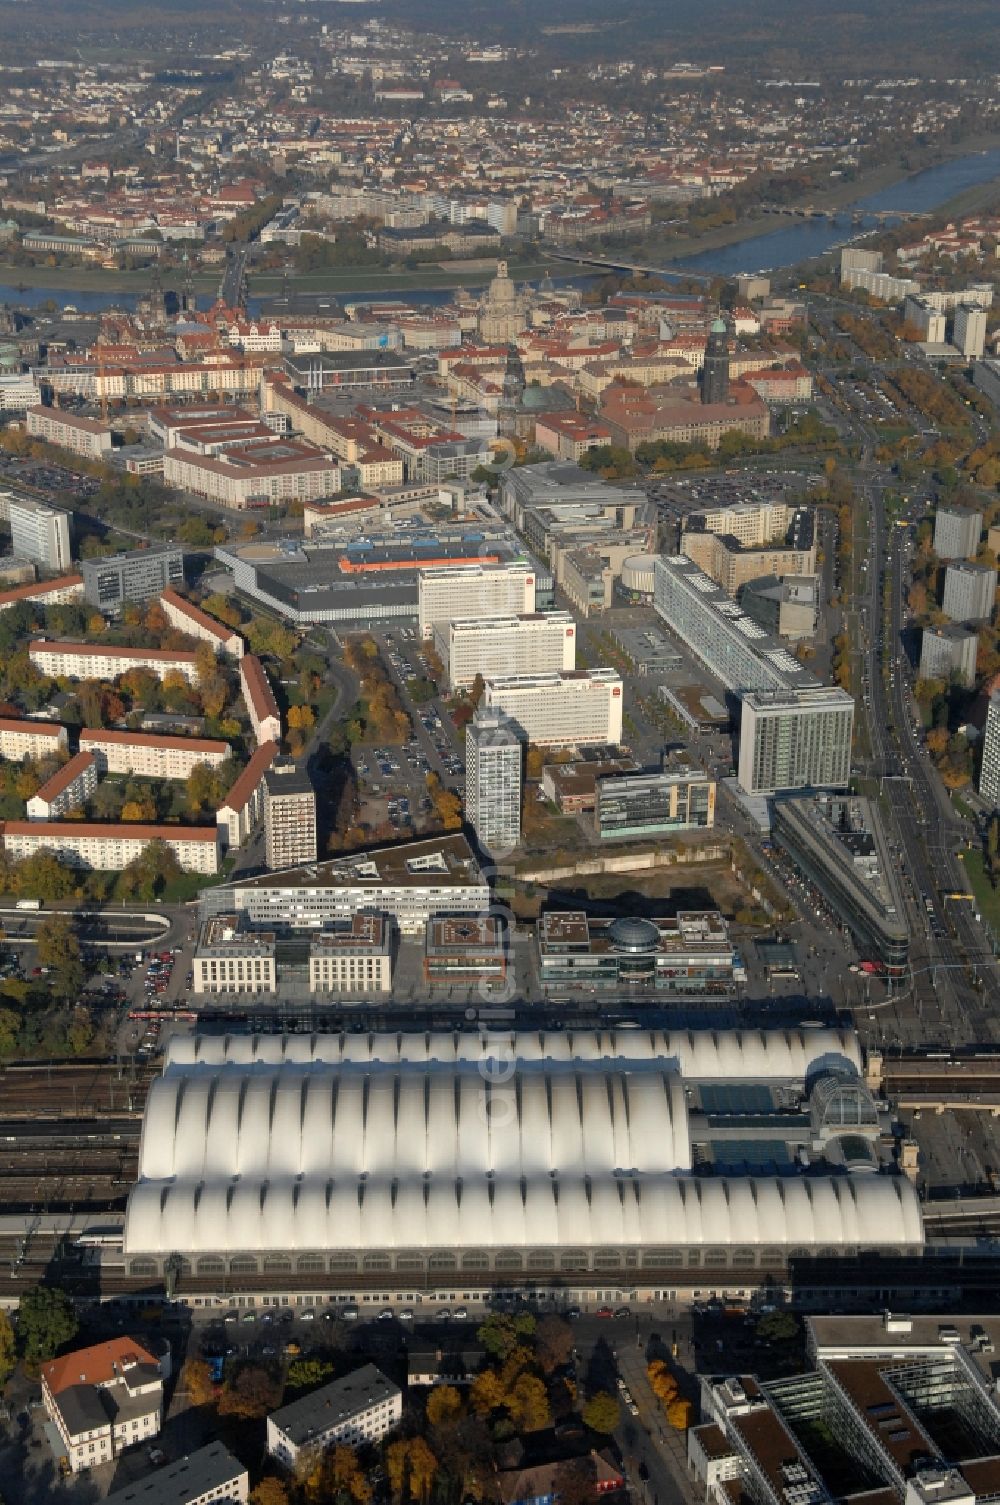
[240,654,283,747]
[27,750,97,821]
[216,740,278,848]
[42,1337,163,1474]
[0,573,84,614]
[160,587,244,660]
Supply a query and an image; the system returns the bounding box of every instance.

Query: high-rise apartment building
[954,303,987,359]
[8,496,72,571]
[483,669,623,748]
[465,708,524,855]
[81,545,184,612]
[737,688,855,796]
[264,759,317,870]
[933,505,982,560]
[418,562,535,639]
[980,690,1000,807]
[941,561,996,623]
[918,624,978,687]
[438,612,576,691]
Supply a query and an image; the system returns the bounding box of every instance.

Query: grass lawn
[957,849,1000,931]
[952,793,976,820]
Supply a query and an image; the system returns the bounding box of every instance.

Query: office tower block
[81,545,183,612]
[465,708,523,855]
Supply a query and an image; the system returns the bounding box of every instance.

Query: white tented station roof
[124,1028,919,1257]
[163,1025,862,1082]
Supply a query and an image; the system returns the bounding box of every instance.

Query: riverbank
[639,131,1000,268]
[0,254,566,300]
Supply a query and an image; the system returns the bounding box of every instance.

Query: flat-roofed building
[308,913,394,994]
[541,756,638,814]
[26,750,97,820]
[771,793,908,970]
[0,717,68,762]
[163,439,342,511]
[942,560,996,623]
[80,729,230,779]
[418,562,535,639]
[536,910,745,998]
[8,495,73,571]
[103,1441,248,1505]
[653,554,818,696]
[160,588,244,660]
[737,687,854,796]
[595,768,716,840]
[193,915,276,995]
[465,708,524,854]
[437,612,576,692]
[739,574,819,640]
[215,741,278,849]
[27,404,112,460]
[483,668,624,748]
[424,914,507,986]
[29,640,200,685]
[267,1365,402,1471]
[81,546,184,613]
[0,572,83,614]
[0,820,218,873]
[240,654,282,746]
[201,833,489,934]
[264,759,317,870]
[919,623,978,687]
[979,690,1000,807]
[933,505,982,561]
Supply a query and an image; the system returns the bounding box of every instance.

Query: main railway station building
[118,1028,923,1308]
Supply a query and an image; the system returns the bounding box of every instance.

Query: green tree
[583,1391,620,1433]
[477,1311,537,1359]
[18,1285,78,1364]
[285,1357,335,1391]
[755,1310,799,1344]
[34,914,85,1000]
[0,1309,16,1387]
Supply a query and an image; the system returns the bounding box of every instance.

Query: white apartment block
[483,668,624,748]
[737,687,855,796]
[0,821,219,873]
[29,641,200,685]
[27,405,112,460]
[0,373,40,411]
[942,561,997,623]
[418,562,536,638]
[903,297,947,344]
[267,1366,402,1471]
[162,446,341,511]
[437,611,576,691]
[9,495,72,571]
[80,729,231,779]
[240,655,283,746]
[160,587,244,660]
[216,741,278,849]
[26,750,97,820]
[0,573,84,615]
[0,718,68,762]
